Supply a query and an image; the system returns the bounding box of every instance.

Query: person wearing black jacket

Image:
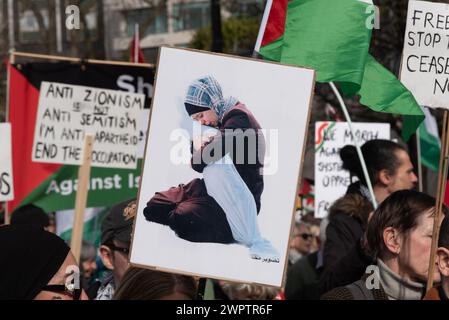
[319,140,417,295]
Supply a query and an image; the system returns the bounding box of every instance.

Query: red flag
[130,24,145,63]
[254,0,288,53]
[8,62,61,212]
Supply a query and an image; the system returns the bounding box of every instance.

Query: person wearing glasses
[0,224,88,300]
[90,199,136,300]
[289,221,314,265]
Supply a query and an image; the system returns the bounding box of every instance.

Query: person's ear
[383,227,401,255]
[99,245,114,270]
[378,169,392,186]
[436,247,449,277]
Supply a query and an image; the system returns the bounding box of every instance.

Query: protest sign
[8,60,154,212]
[401,0,449,109]
[32,82,145,169]
[131,47,315,287]
[314,122,390,218]
[0,123,14,202]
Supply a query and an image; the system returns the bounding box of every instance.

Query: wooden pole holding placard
[416,130,423,192]
[70,135,94,264]
[10,51,154,68]
[3,50,15,225]
[427,110,449,291]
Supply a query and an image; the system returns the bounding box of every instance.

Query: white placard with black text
[0,123,14,201]
[314,122,390,218]
[32,82,145,169]
[401,0,449,109]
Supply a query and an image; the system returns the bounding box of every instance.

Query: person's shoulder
[224,104,249,118]
[321,286,355,300]
[222,105,251,128]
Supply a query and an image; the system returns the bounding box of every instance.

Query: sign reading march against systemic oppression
[8,62,154,213]
[314,122,390,218]
[401,0,449,109]
[0,123,14,202]
[33,82,144,169]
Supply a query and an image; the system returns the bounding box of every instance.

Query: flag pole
[4,50,15,225]
[70,135,94,263]
[426,110,449,291]
[134,24,139,63]
[254,0,273,54]
[329,82,377,209]
[416,129,423,192]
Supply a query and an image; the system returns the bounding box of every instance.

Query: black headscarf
[0,225,70,300]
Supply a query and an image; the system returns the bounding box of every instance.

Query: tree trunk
[95,0,106,59]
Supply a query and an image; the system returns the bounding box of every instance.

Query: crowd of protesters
[0,139,448,300]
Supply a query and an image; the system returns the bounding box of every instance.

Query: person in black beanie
[11,204,50,231]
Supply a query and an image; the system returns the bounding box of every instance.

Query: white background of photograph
[131,47,315,287]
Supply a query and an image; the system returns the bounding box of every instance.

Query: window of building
[124,6,168,37]
[18,0,49,44]
[172,1,211,32]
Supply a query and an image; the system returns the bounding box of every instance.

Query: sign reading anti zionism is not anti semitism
[32,82,145,169]
[401,0,449,109]
[0,123,14,202]
[314,122,390,219]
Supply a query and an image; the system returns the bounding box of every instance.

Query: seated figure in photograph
[143,75,279,261]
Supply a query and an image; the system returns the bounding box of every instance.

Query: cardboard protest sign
[401,0,449,109]
[32,82,145,169]
[314,122,390,218]
[130,47,315,287]
[0,123,14,202]
[8,61,154,213]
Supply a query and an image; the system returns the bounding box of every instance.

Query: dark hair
[439,216,449,249]
[366,190,448,259]
[340,140,407,186]
[329,193,374,230]
[114,267,197,300]
[11,204,49,229]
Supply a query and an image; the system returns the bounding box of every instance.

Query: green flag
[257,0,424,140]
[419,108,440,172]
[355,55,424,141]
[279,0,372,95]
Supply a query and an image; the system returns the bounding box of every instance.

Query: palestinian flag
[7,61,154,215]
[418,107,440,172]
[130,24,146,64]
[256,0,424,140]
[56,207,108,247]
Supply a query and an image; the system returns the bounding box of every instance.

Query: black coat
[318,183,374,295]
